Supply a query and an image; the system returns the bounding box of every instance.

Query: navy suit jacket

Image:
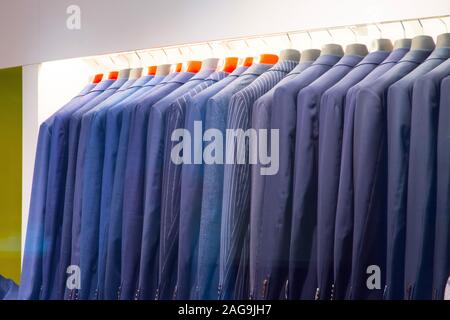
[385,48,450,300]
[290,54,363,300]
[405,58,450,300]
[434,74,450,299]
[316,51,389,300]
[261,54,341,300]
[334,48,409,300]
[352,49,431,300]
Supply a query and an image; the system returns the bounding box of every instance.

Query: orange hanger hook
[175,63,183,72]
[92,73,104,84]
[148,66,157,75]
[186,61,202,73]
[259,54,279,64]
[243,57,254,67]
[223,57,239,73]
[108,71,119,80]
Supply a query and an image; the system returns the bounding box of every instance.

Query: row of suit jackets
[19,43,450,300]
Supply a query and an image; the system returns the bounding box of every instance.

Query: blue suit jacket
[93,75,163,299]
[119,70,206,300]
[78,76,164,300]
[19,82,95,300]
[221,60,298,300]
[54,78,131,300]
[334,48,409,300]
[179,66,247,300]
[385,48,450,300]
[159,71,229,300]
[257,54,341,300]
[405,58,450,300]
[103,74,171,300]
[36,79,115,300]
[434,74,450,299]
[316,51,390,300]
[290,54,363,300]
[192,63,272,300]
[64,79,130,299]
[352,49,431,300]
[138,69,217,301]
[251,61,314,300]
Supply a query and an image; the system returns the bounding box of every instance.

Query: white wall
[1,0,450,68]
[21,65,40,262]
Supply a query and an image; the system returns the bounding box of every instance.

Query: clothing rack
[85,14,450,72]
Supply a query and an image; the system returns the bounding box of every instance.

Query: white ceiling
[1,0,449,68]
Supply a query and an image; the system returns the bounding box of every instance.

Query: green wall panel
[0,67,22,283]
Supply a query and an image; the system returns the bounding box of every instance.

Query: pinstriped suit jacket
[157,71,228,300]
[221,61,298,299]
[183,67,247,300]
[251,61,314,300]
[220,60,299,300]
[199,63,273,300]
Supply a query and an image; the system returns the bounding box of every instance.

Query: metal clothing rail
[85,14,450,72]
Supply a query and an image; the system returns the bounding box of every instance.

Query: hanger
[400,21,407,38]
[123,54,131,68]
[175,63,183,72]
[162,48,169,63]
[418,19,424,34]
[286,33,293,48]
[375,23,383,38]
[92,73,104,83]
[307,31,313,48]
[348,26,358,42]
[186,60,202,73]
[109,55,117,69]
[222,57,239,73]
[108,71,119,80]
[259,54,279,64]
[207,42,215,56]
[242,57,254,67]
[148,66,157,75]
[326,28,334,42]
[440,18,448,33]
[134,51,143,68]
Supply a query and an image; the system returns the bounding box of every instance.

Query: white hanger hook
[348,26,358,42]
[134,51,143,67]
[286,33,293,48]
[306,31,313,48]
[400,21,406,38]
[418,19,424,34]
[207,42,215,56]
[326,28,334,42]
[439,18,448,33]
[375,23,383,38]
